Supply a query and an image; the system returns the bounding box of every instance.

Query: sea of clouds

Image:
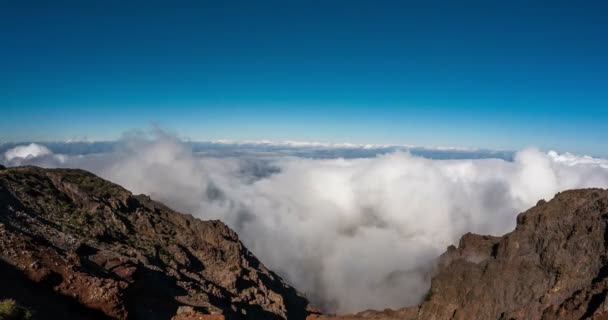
[2,131,608,313]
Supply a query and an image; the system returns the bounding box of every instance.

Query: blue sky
[1,1,607,155]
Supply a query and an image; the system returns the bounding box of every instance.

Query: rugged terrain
[0,166,315,320]
[315,188,608,320]
[3,165,608,319]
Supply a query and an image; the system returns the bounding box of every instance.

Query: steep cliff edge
[314,188,608,320]
[0,166,315,320]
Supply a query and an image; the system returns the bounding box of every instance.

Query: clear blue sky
[1,0,607,155]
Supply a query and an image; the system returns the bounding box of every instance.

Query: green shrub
[423,289,434,302]
[0,299,33,320]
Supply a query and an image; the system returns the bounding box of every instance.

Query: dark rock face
[315,189,608,320]
[0,166,315,320]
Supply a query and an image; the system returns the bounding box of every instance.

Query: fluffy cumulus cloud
[3,133,608,313]
[3,143,52,162]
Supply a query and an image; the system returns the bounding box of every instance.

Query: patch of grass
[0,299,33,320]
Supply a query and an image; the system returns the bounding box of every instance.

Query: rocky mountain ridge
[315,188,608,319]
[0,166,315,319]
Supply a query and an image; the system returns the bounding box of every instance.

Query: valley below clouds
[3,131,608,314]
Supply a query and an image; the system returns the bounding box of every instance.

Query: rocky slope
[0,166,315,320]
[315,188,608,320]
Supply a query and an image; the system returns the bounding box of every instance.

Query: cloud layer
[3,143,52,161]
[3,133,608,313]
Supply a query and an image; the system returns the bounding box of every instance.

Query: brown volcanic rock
[0,166,315,319]
[171,306,225,320]
[319,189,608,320]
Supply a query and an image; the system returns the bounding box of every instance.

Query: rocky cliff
[0,166,315,320]
[315,188,608,320]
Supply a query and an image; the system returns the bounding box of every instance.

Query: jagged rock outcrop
[0,166,315,320]
[315,189,608,320]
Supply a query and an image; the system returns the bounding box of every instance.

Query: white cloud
[201,139,481,151]
[4,143,52,162]
[548,150,608,168]
[3,134,608,313]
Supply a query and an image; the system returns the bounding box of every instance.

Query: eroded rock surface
[0,166,315,319]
